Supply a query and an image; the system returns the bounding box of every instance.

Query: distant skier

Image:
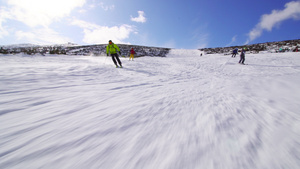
[232,48,238,57]
[239,48,246,65]
[106,40,122,68]
[129,48,136,61]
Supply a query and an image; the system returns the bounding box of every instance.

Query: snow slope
[0,51,300,169]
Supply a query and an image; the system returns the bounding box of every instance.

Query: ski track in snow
[0,51,300,169]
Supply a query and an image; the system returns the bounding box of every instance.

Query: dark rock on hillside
[0,43,170,57]
[1,39,299,56]
[200,39,300,54]
[66,44,170,57]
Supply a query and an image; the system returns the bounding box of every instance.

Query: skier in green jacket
[106,40,122,68]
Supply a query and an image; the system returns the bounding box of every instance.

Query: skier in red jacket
[129,48,136,61]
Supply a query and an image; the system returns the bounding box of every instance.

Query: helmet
[109,40,112,43]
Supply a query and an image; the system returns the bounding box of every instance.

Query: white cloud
[99,2,115,11]
[195,33,209,49]
[15,28,71,44]
[0,0,85,43]
[5,0,86,27]
[131,11,147,23]
[71,19,135,44]
[226,35,237,47]
[247,1,300,43]
[0,25,9,38]
[191,24,209,49]
[0,7,12,38]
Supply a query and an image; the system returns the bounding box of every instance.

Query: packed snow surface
[0,50,300,169]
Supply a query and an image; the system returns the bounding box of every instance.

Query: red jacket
[130,49,136,54]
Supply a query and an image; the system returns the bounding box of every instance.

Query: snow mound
[167,49,203,58]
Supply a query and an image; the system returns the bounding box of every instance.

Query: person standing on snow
[129,48,136,61]
[106,40,123,68]
[239,48,246,65]
[232,48,238,57]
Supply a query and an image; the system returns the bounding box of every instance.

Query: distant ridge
[1,39,299,56]
[200,39,300,54]
[2,43,40,48]
[0,43,170,57]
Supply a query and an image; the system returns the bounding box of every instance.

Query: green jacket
[106,43,120,55]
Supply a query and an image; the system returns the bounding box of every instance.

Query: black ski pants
[239,53,245,64]
[111,53,122,66]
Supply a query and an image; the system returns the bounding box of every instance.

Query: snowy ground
[0,50,300,169]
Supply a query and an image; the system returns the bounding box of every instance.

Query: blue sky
[0,0,300,49]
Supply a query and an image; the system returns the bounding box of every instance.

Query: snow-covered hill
[0,50,299,169]
[0,43,170,57]
[1,39,299,57]
[201,39,300,54]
